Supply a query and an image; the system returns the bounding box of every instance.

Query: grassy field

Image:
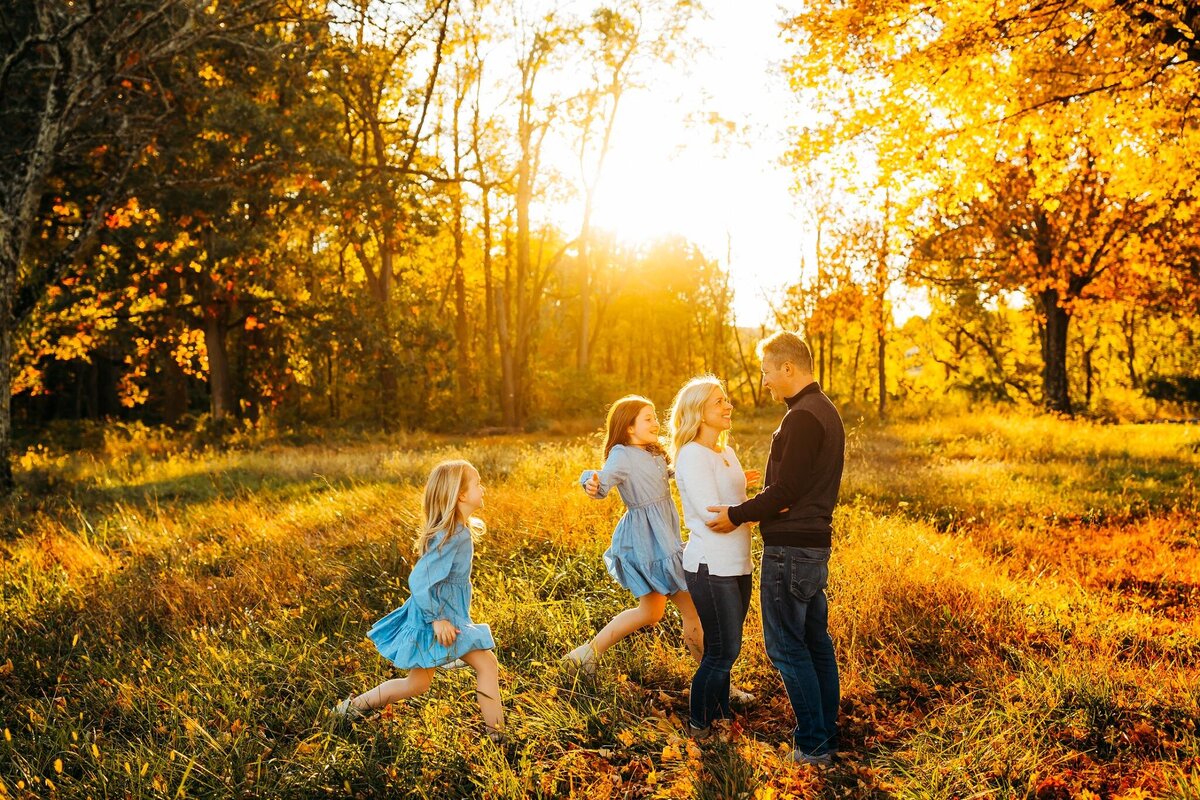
[1,413,1198,799]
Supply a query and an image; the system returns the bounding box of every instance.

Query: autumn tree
[783,0,1200,413]
[0,0,280,492]
[912,146,1165,413]
[493,3,579,427]
[322,0,451,422]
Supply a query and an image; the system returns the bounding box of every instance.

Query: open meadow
[1,414,1198,799]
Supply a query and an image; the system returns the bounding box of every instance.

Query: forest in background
[3,0,1200,493]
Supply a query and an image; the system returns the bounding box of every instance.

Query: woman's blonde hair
[603,395,668,461]
[414,459,483,555]
[669,375,729,459]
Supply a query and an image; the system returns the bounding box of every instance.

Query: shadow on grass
[0,466,379,545]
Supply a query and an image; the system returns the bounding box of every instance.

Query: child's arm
[579,446,630,499]
[409,531,460,628]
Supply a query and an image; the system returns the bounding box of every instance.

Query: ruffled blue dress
[368,524,495,670]
[580,444,688,597]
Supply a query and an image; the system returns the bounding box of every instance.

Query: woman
[668,375,758,738]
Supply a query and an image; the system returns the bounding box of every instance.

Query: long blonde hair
[603,395,668,461]
[414,459,483,555]
[669,376,730,459]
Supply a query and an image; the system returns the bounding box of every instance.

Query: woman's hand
[433,619,460,648]
[744,470,762,489]
[584,473,600,497]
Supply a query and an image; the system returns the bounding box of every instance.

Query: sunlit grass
[1,413,1198,797]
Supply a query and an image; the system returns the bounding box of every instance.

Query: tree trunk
[577,230,591,371]
[515,102,533,429]
[1121,308,1140,389]
[327,348,337,421]
[851,326,863,401]
[1083,344,1096,408]
[453,210,470,399]
[203,312,235,422]
[482,188,494,360]
[1037,288,1073,414]
[733,324,762,407]
[816,333,825,385]
[454,264,468,384]
[451,85,471,401]
[372,279,398,419]
[495,285,517,427]
[0,287,13,493]
[877,329,887,419]
[828,328,836,394]
[161,351,189,427]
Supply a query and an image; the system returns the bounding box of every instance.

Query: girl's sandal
[332,698,366,720]
[561,643,597,676]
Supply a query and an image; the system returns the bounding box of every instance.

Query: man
[706,331,845,766]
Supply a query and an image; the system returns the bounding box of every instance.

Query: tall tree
[568,0,696,372]
[123,12,335,424]
[503,8,575,427]
[324,0,451,420]
[0,0,273,492]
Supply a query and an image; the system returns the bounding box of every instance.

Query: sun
[584,95,709,243]
[534,0,932,328]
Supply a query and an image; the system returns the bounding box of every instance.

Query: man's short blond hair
[758,331,814,374]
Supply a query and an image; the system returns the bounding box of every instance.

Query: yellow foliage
[198,63,224,84]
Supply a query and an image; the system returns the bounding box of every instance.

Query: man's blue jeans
[685,565,752,728]
[760,545,839,756]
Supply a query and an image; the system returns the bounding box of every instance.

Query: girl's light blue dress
[368,524,494,669]
[580,444,688,597]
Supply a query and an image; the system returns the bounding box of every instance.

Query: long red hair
[603,395,668,461]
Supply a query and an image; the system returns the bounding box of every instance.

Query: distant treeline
[3,0,1199,490]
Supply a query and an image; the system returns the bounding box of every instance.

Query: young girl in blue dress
[335,460,503,736]
[563,395,702,672]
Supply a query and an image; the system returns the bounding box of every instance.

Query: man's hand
[584,473,600,497]
[433,619,460,647]
[706,505,737,533]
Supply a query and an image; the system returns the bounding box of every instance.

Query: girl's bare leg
[669,590,704,663]
[576,592,667,658]
[351,667,434,712]
[461,649,504,732]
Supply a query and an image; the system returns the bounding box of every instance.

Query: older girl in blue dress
[563,395,702,672]
[335,460,502,737]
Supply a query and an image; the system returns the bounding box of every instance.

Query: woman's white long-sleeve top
[674,441,752,577]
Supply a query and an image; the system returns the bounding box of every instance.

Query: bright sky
[565,0,811,327]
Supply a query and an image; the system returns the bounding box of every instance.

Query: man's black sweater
[728,381,845,548]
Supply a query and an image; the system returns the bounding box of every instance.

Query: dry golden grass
[0,413,1197,798]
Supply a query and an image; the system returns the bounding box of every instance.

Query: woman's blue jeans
[685,564,752,728]
[760,545,839,756]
